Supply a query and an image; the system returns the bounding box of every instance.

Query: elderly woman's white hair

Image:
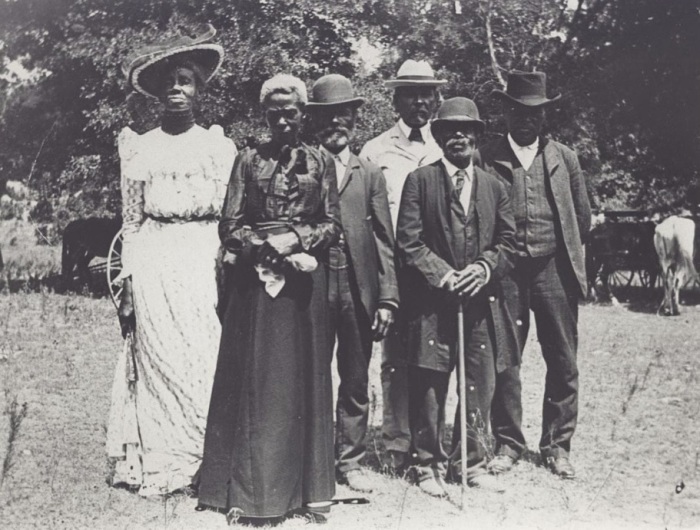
[259,73,308,106]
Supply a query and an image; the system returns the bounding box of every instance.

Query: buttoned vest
[510,151,558,256]
[450,179,479,270]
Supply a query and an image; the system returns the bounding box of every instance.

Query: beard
[319,127,350,153]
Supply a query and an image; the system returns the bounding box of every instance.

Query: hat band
[396,75,438,81]
[507,93,549,100]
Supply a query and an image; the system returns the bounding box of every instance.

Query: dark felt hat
[431,97,485,135]
[306,74,364,109]
[492,70,561,107]
[122,24,224,99]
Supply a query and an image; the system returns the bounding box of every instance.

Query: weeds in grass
[0,391,28,490]
[612,349,664,441]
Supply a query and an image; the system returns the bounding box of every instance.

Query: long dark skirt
[198,262,335,518]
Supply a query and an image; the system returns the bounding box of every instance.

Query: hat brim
[131,44,224,99]
[384,79,448,89]
[305,97,365,109]
[492,89,561,107]
[431,117,485,134]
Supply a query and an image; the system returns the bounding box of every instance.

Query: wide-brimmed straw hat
[122,24,224,99]
[492,70,561,107]
[384,59,447,89]
[306,74,364,109]
[431,97,485,135]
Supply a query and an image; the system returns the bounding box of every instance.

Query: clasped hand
[445,263,488,297]
[256,231,301,267]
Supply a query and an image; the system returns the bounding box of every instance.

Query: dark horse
[62,217,122,289]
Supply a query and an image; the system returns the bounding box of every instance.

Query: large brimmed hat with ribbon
[431,97,485,135]
[306,74,364,109]
[384,59,447,89]
[492,70,561,107]
[122,24,224,99]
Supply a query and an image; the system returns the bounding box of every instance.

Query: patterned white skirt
[107,218,222,495]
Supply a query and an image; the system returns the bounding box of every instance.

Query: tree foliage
[0,0,697,224]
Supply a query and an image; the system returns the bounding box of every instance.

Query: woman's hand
[118,278,136,338]
[257,232,301,266]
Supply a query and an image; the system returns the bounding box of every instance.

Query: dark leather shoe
[339,469,374,493]
[298,511,327,525]
[544,455,576,479]
[467,473,506,492]
[417,476,448,498]
[382,450,409,477]
[487,454,517,475]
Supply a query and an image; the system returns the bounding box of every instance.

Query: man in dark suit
[307,74,399,493]
[480,71,591,479]
[396,97,517,496]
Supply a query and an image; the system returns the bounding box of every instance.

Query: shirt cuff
[378,300,399,311]
[475,260,491,285]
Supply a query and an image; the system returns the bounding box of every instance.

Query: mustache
[320,126,351,137]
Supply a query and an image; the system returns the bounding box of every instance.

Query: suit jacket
[480,136,592,296]
[396,160,519,373]
[339,152,399,318]
[359,122,442,231]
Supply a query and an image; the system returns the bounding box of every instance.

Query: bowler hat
[492,70,561,107]
[306,74,364,109]
[123,24,224,99]
[384,59,447,89]
[431,97,485,135]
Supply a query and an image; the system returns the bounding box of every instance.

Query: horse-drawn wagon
[586,210,660,300]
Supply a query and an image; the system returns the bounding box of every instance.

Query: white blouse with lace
[118,124,237,278]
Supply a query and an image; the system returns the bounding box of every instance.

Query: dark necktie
[454,169,467,198]
[408,127,424,144]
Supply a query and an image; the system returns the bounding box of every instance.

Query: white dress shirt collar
[507,133,539,170]
[321,145,350,165]
[398,119,432,143]
[441,156,474,180]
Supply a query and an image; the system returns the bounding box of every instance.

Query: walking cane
[457,301,468,511]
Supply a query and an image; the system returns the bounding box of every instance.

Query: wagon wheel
[638,268,660,289]
[606,269,634,293]
[106,227,124,309]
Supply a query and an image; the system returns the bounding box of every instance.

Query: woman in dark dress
[198,74,341,525]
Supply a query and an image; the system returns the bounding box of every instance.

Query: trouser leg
[531,252,579,458]
[450,313,497,476]
[490,267,529,458]
[381,332,411,456]
[334,267,374,473]
[408,366,449,471]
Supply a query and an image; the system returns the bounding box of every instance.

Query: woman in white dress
[106,26,237,496]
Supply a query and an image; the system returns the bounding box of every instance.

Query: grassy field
[1,221,700,529]
[0,219,62,292]
[1,291,699,530]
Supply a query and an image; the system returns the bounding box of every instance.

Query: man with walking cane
[395,97,518,497]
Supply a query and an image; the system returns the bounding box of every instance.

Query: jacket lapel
[542,139,565,208]
[338,153,359,195]
[389,123,419,160]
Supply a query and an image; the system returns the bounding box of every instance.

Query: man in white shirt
[306,74,399,493]
[396,97,517,496]
[359,59,445,474]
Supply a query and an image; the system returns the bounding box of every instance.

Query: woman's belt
[146,214,218,223]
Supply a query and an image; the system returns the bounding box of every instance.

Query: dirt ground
[1,291,699,529]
